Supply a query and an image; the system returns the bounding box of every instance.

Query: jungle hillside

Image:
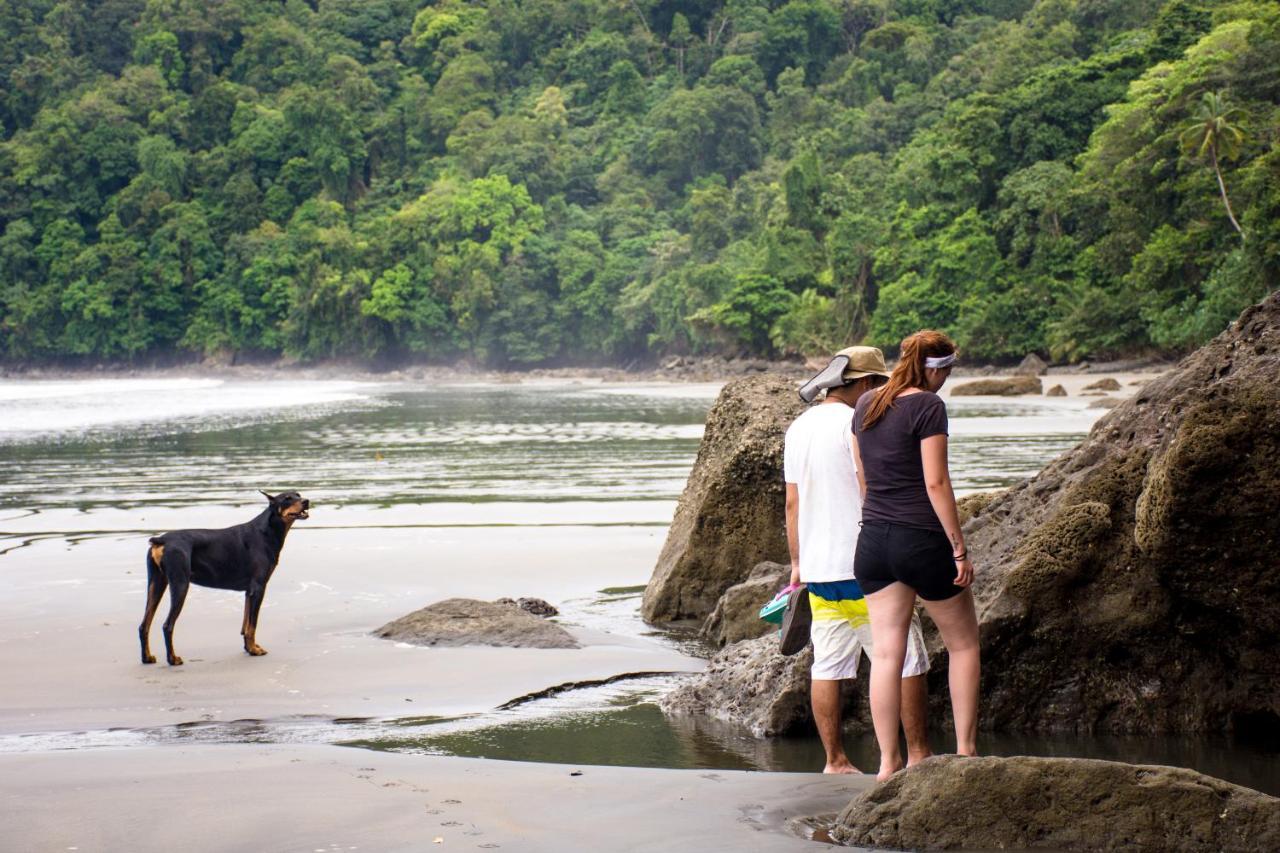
[1,0,1277,367]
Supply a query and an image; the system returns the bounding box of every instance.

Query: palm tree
[1179,90,1248,242]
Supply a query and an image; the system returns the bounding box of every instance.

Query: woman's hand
[954,555,974,587]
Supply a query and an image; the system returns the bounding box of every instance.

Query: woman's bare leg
[919,588,980,755]
[864,582,918,781]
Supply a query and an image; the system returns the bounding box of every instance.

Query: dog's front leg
[243,585,268,656]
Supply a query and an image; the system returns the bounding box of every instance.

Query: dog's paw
[245,645,268,656]
[142,654,156,664]
[167,655,184,666]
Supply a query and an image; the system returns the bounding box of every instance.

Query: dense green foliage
[1,0,1277,365]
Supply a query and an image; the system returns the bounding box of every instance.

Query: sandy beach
[0,515,698,735]
[0,510,874,851]
[0,743,867,851]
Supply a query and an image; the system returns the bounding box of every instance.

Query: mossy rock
[944,292,1280,734]
[828,756,1280,851]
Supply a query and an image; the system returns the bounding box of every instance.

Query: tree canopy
[1,0,1277,365]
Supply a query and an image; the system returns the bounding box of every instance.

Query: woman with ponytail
[851,330,979,781]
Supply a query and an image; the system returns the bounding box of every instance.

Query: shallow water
[351,695,1280,796]
[0,378,1091,515]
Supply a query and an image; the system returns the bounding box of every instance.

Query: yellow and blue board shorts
[808,579,930,681]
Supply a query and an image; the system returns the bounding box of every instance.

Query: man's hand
[789,564,801,588]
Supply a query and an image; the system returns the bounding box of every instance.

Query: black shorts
[854,521,964,601]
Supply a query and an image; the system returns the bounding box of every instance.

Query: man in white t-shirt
[785,346,931,774]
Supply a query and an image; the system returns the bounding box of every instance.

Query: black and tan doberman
[139,491,310,665]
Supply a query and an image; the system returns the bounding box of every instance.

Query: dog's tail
[147,537,166,577]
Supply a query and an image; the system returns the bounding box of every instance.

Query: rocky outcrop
[374,599,579,649]
[1087,395,1122,408]
[660,635,813,736]
[1047,383,1067,396]
[660,634,874,736]
[950,375,1043,396]
[641,376,807,623]
[701,561,790,647]
[828,755,1280,851]
[957,292,1280,733]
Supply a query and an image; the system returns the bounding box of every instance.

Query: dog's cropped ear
[259,490,278,503]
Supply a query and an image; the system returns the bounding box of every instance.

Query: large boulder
[701,561,790,647]
[641,375,807,623]
[660,634,872,736]
[958,292,1280,733]
[828,755,1280,851]
[950,375,1043,395]
[373,598,579,649]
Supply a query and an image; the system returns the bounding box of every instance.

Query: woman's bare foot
[876,760,904,782]
[823,759,859,774]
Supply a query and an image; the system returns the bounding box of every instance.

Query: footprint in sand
[442,799,462,805]
[440,821,462,827]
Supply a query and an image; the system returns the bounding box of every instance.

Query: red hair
[861,330,957,429]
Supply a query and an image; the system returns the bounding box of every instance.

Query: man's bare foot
[876,760,904,782]
[823,760,859,774]
[906,748,933,767]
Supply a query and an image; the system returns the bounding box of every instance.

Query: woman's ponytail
[861,330,957,429]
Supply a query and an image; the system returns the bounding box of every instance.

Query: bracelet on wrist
[953,552,967,561]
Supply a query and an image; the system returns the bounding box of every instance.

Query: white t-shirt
[783,402,861,583]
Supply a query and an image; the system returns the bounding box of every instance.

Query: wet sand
[0,515,698,736]
[0,743,867,851]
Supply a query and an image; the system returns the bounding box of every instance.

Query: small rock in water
[1087,396,1122,409]
[1082,376,1122,392]
[374,599,577,648]
[951,376,1043,396]
[1046,384,1067,397]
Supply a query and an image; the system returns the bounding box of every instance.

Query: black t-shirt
[853,390,949,531]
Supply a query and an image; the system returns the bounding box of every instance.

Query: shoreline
[0,353,1176,384]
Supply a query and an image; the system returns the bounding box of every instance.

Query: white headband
[925,353,957,369]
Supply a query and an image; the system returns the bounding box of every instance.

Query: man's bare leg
[811,679,857,773]
[900,673,932,765]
